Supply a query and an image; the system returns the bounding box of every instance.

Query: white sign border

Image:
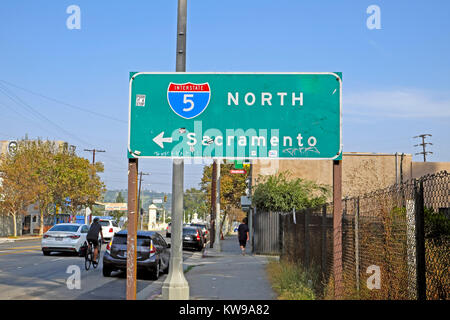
[128,72,343,160]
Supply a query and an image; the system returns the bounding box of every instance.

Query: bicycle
[84,240,101,271]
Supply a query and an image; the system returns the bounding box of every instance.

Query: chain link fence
[277,170,449,300]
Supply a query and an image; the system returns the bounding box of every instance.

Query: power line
[413,134,433,162]
[0,80,127,124]
[0,83,93,147]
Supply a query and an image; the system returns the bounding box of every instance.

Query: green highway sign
[128,72,342,160]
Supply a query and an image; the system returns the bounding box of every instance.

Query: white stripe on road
[51,258,64,262]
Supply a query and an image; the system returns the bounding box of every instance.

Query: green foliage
[267,260,317,300]
[183,188,207,221]
[253,171,330,212]
[200,162,249,212]
[0,138,105,235]
[110,192,127,222]
[425,207,450,240]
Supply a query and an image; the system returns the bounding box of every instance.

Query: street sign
[153,199,163,204]
[104,203,128,211]
[241,196,252,210]
[7,141,18,156]
[128,72,342,160]
[230,169,247,174]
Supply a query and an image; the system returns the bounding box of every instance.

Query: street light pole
[162,0,189,300]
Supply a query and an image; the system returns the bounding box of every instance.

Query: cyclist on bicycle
[87,217,104,264]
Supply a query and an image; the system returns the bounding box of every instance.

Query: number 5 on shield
[183,94,194,112]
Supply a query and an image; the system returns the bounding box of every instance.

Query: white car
[98,219,120,242]
[41,223,89,256]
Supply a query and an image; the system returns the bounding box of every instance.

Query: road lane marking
[0,249,40,256]
[0,245,41,250]
[51,258,64,262]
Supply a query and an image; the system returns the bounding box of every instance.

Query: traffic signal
[164,195,167,202]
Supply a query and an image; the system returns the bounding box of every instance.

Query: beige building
[252,152,450,198]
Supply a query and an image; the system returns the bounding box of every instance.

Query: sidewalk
[0,235,41,243]
[143,236,277,300]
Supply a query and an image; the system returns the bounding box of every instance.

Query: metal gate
[253,211,281,255]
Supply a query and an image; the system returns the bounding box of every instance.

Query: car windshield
[112,235,151,247]
[183,228,198,235]
[99,221,110,227]
[191,224,206,229]
[49,225,79,232]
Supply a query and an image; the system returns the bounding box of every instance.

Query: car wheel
[43,250,50,256]
[163,260,169,274]
[103,267,112,277]
[151,261,160,280]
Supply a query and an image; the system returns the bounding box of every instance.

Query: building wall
[252,153,416,199]
[0,214,23,237]
[411,162,450,179]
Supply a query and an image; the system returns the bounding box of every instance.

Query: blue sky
[0,0,449,193]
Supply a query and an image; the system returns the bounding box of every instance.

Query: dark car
[102,230,170,280]
[166,222,171,238]
[189,223,209,242]
[182,226,204,251]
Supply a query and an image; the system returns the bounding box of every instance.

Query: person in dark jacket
[237,217,249,255]
[87,217,104,264]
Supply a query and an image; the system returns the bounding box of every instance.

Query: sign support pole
[126,158,138,300]
[162,0,189,300]
[333,159,343,299]
[209,161,217,248]
[213,159,221,252]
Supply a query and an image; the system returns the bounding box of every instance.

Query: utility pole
[84,148,106,164]
[162,0,189,300]
[83,148,105,224]
[137,172,150,230]
[413,134,433,162]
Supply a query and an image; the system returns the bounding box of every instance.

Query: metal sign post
[333,159,343,299]
[213,159,221,252]
[126,158,138,300]
[161,0,189,300]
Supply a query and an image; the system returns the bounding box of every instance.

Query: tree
[21,139,60,235]
[54,152,105,218]
[200,162,248,234]
[0,138,106,236]
[183,188,207,222]
[111,191,126,222]
[0,145,38,237]
[252,171,330,212]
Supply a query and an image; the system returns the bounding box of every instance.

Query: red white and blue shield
[167,82,211,119]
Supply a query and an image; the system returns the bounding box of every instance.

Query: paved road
[0,232,195,300]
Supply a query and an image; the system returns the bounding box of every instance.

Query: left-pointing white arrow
[153,131,173,149]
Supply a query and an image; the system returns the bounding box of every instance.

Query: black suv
[103,230,170,280]
[182,226,205,251]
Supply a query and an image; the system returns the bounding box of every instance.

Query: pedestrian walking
[237,217,249,255]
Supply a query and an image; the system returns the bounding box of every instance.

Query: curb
[0,236,41,243]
